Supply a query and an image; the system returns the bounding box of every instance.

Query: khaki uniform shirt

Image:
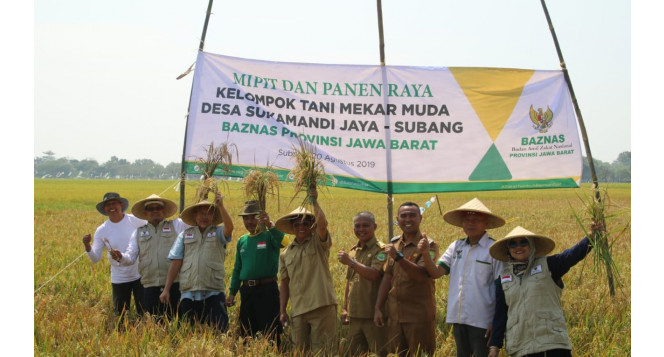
[385,235,438,323]
[279,231,337,317]
[346,237,386,319]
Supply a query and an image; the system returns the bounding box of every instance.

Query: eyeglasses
[292,221,312,227]
[145,206,164,212]
[507,239,529,249]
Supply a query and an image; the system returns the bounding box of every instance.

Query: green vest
[180,226,227,293]
[136,220,178,287]
[501,257,572,357]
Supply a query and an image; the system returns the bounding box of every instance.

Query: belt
[242,276,277,287]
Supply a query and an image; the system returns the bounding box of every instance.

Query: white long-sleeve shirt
[86,214,146,284]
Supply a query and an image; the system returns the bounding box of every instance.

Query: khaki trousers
[291,304,338,355]
[348,317,388,356]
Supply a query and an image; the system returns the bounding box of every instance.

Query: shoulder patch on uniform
[376,252,387,262]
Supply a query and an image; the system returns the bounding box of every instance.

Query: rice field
[34,179,631,356]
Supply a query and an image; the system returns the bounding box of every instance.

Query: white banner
[184,52,582,193]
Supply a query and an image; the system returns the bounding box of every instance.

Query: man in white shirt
[419,198,506,357]
[82,192,147,318]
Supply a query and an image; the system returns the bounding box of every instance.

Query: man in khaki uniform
[277,187,337,355]
[374,202,439,356]
[338,211,387,356]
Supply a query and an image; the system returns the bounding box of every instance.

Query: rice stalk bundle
[193,141,238,204]
[570,187,628,297]
[243,167,280,211]
[287,136,336,207]
[243,166,280,233]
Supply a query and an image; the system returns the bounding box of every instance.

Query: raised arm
[418,234,448,279]
[309,186,328,239]
[215,192,234,240]
[338,249,382,281]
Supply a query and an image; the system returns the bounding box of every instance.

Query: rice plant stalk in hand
[193,141,238,204]
[287,136,336,207]
[243,165,280,233]
[570,187,628,297]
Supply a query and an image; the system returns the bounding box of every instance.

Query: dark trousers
[111,278,144,316]
[179,293,229,331]
[143,283,180,318]
[238,281,282,346]
[452,323,489,357]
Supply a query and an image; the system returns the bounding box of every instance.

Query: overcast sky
[32,0,630,166]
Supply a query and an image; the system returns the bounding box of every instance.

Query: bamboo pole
[376,0,394,241]
[179,0,215,212]
[539,0,614,296]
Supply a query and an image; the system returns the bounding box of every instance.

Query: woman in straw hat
[159,192,234,331]
[111,194,189,318]
[488,225,597,357]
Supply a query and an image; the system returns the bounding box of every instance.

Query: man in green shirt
[226,200,288,347]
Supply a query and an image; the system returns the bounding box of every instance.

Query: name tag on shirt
[140,231,150,237]
[501,274,513,283]
[206,231,217,238]
[162,226,171,233]
[257,242,267,249]
[531,265,543,275]
[184,233,194,240]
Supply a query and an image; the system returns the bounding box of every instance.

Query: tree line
[34,150,631,183]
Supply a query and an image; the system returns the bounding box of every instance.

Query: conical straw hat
[443,198,506,229]
[131,194,178,220]
[275,207,315,235]
[489,226,556,262]
[179,200,223,227]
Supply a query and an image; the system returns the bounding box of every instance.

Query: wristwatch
[394,251,404,262]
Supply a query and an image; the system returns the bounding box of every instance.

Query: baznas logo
[529,105,553,133]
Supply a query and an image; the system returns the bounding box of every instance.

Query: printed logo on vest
[162,226,171,233]
[140,231,150,237]
[531,265,543,275]
[501,274,513,283]
[206,231,217,238]
[257,242,267,249]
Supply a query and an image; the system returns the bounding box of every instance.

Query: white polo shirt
[437,232,505,329]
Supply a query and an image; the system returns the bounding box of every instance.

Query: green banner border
[183,162,578,194]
